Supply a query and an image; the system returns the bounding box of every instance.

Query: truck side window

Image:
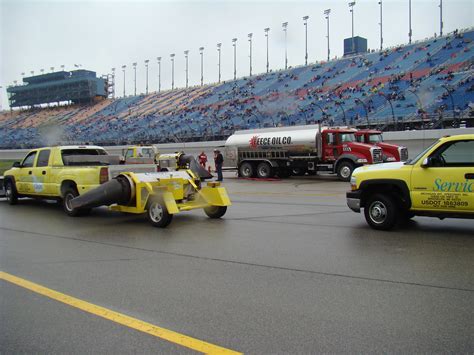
[326,133,335,145]
[126,149,134,158]
[22,152,37,168]
[37,150,51,167]
[438,140,474,167]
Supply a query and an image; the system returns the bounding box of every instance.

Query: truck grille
[372,148,383,163]
[399,147,408,161]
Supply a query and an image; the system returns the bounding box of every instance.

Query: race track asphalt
[1,173,473,353]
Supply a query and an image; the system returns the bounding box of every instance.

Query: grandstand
[0,28,473,149]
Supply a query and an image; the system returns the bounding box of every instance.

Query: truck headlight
[350,176,357,190]
[356,158,368,163]
[386,157,396,162]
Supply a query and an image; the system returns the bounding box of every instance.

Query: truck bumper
[346,190,362,213]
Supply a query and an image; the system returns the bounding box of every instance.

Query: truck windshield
[339,133,356,143]
[404,141,438,165]
[368,134,383,143]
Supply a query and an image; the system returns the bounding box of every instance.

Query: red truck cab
[354,130,408,162]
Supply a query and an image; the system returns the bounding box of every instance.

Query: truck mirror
[421,157,432,168]
[12,161,21,168]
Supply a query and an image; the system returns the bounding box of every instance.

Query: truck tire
[257,162,273,178]
[5,180,18,205]
[204,205,227,219]
[62,188,90,217]
[364,193,397,231]
[239,162,254,178]
[337,161,354,182]
[147,197,173,228]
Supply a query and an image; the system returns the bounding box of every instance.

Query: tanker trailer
[224,124,382,181]
[69,153,230,228]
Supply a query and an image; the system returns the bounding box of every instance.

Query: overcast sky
[1,0,473,109]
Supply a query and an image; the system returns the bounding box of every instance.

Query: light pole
[439,0,443,37]
[349,2,356,54]
[379,0,383,51]
[324,10,331,61]
[355,98,370,126]
[111,68,116,99]
[122,65,126,97]
[132,62,137,96]
[170,54,175,90]
[199,47,204,86]
[40,69,45,74]
[144,59,149,95]
[264,27,270,73]
[30,70,34,76]
[217,43,222,83]
[184,50,189,88]
[282,22,288,70]
[248,34,253,76]
[232,38,237,80]
[60,65,65,71]
[408,0,412,43]
[303,16,309,65]
[50,66,54,73]
[157,57,162,92]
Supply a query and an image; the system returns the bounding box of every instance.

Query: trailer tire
[204,205,227,219]
[337,161,354,181]
[5,180,18,205]
[239,162,254,178]
[257,162,273,179]
[364,193,397,231]
[62,188,90,217]
[147,198,173,228]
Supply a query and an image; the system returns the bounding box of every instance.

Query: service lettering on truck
[434,178,473,193]
[249,135,292,149]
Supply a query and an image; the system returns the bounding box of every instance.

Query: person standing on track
[198,151,208,168]
[214,149,223,181]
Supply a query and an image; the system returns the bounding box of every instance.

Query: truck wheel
[204,205,227,219]
[239,162,254,178]
[5,180,18,205]
[257,162,273,178]
[337,161,354,181]
[147,198,173,228]
[364,193,397,231]
[62,188,90,217]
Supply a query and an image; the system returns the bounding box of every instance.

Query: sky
[1,0,473,110]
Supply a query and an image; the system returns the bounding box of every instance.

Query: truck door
[410,139,474,213]
[16,151,38,194]
[30,149,52,195]
[323,132,337,161]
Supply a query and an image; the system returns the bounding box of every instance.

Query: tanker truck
[224,125,383,181]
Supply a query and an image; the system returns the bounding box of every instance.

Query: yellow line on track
[0,271,241,355]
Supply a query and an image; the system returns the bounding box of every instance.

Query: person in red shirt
[198,151,208,168]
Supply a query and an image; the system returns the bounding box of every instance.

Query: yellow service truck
[2,146,230,227]
[347,134,474,230]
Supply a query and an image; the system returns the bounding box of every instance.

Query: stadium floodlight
[50,67,54,73]
[282,22,288,70]
[216,43,222,83]
[170,54,175,90]
[60,65,65,71]
[232,38,237,80]
[408,0,412,43]
[132,62,137,96]
[122,65,127,97]
[247,34,253,76]
[144,60,150,95]
[264,28,270,73]
[324,10,331,61]
[303,16,309,65]
[199,47,204,86]
[21,72,25,76]
[30,70,34,76]
[378,1,383,51]
[157,57,162,93]
[349,2,356,54]
[439,0,443,37]
[184,50,189,88]
[40,69,45,74]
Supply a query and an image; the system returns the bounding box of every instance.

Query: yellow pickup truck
[2,145,156,216]
[347,134,474,230]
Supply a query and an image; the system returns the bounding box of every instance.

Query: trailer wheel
[257,162,273,178]
[5,180,18,205]
[337,161,354,181]
[239,162,254,178]
[62,188,90,217]
[204,206,227,219]
[364,193,397,231]
[147,198,173,228]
